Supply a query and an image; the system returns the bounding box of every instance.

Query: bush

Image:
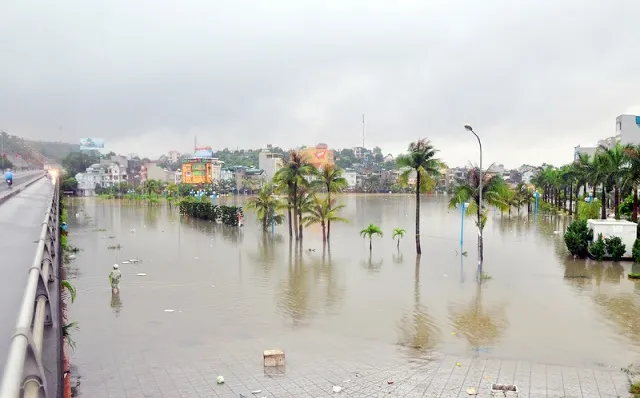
[564,219,592,258]
[604,236,626,261]
[619,194,634,218]
[178,198,243,226]
[633,239,640,263]
[589,233,606,261]
[576,200,601,221]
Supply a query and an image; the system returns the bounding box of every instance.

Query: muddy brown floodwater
[65,194,640,395]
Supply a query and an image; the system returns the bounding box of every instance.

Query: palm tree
[274,151,315,240]
[296,186,316,240]
[392,228,406,250]
[396,139,442,255]
[448,169,509,263]
[623,145,640,221]
[314,164,348,241]
[360,224,383,252]
[599,143,631,219]
[245,183,283,231]
[573,153,591,216]
[302,196,348,242]
[590,152,612,219]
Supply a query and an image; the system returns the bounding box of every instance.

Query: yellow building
[181,158,223,185]
[301,143,334,169]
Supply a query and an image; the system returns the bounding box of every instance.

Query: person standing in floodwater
[109,264,122,293]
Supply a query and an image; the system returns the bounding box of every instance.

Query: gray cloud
[1,0,639,168]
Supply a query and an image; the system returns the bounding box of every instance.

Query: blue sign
[636,116,640,127]
[80,138,105,150]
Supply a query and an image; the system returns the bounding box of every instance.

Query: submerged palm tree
[360,224,383,252]
[396,139,442,255]
[302,197,348,242]
[392,228,406,250]
[314,164,348,241]
[274,151,316,239]
[448,168,509,264]
[245,184,284,231]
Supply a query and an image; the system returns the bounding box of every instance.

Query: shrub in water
[604,236,626,261]
[632,239,640,263]
[576,200,601,221]
[564,219,592,258]
[589,233,606,261]
[178,198,243,226]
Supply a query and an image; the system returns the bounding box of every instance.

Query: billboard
[80,138,105,150]
[194,146,215,158]
[302,146,334,168]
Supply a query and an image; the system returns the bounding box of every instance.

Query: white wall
[617,114,640,146]
[344,171,357,188]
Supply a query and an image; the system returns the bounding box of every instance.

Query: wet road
[0,178,53,376]
[0,171,44,194]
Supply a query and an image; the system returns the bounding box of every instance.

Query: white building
[106,163,128,187]
[617,114,640,146]
[343,170,357,189]
[258,151,284,180]
[75,164,108,196]
[167,150,180,163]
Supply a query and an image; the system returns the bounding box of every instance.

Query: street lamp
[460,202,470,247]
[464,124,483,272]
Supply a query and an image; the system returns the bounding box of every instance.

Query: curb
[0,173,46,205]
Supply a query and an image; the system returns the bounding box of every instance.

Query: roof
[587,219,637,226]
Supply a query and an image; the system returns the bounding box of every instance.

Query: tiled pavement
[72,334,633,398]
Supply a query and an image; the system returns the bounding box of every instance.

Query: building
[574,145,598,161]
[343,170,357,189]
[617,114,640,146]
[301,143,334,169]
[141,161,180,183]
[181,157,224,185]
[167,150,180,163]
[258,150,284,180]
[75,164,108,196]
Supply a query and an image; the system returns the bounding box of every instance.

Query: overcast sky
[1,0,639,168]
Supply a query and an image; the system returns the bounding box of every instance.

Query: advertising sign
[80,138,105,150]
[194,146,214,158]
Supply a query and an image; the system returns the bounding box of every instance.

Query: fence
[0,177,60,398]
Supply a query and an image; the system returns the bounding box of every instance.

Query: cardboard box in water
[263,349,285,367]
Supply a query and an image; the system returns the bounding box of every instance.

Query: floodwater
[65,194,640,374]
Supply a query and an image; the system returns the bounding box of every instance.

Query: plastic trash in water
[216,375,224,384]
[136,273,147,276]
[332,385,342,393]
[164,309,174,313]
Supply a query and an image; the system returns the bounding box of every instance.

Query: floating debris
[216,375,224,384]
[122,261,130,264]
[332,385,342,393]
[164,309,175,313]
[136,273,147,276]
[251,390,261,394]
[466,387,477,395]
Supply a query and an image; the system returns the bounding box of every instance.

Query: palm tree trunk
[326,188,331,241]
[634,184,638,222]
[321,221,326,242]
[397,239,400,250]
[293,182,299,240]
[298,211,303,239]
[287,205,293,237]
[415,171,422,255]
[262,213,267,230]
[601,184,606,219]
[614,184,620,219]
[569,183,573,216]
[369,238,372,252]
[592,185,596,199]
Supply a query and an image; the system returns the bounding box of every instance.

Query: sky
[1,0,640,169]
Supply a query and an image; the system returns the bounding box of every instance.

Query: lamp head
[464,124,473,132]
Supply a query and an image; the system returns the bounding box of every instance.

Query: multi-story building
[617,114,640,145]
[106,163,128,187]
[301,143,334,170]
[258,150,284,180]
[75,164,108,196]
[343,170,357,189]
[141,161,180,183]
[167,150,180,163]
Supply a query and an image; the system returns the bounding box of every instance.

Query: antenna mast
[362,114,365,148]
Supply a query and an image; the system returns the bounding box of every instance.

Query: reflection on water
[66,195,640,369]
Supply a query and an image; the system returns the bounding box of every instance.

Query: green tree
[360,224,383,252]
[61,152,100,176]
[448,169,509,264]
[246,183,284,230]
[392,228,406,250]
[274,150,316,240]
[60,177,78,192]
[302,196,348,242]
[313,164,348,241]
[396,139,442,255]
[599,143,631,219]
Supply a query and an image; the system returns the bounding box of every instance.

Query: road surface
[0,178,58,390]
[0,171,44,194]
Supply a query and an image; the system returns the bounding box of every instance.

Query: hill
[1,132,78,168]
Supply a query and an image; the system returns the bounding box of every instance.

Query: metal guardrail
[0,177,60,398]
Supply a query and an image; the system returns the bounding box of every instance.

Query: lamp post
[460,202,470,247]
[464,124,483,272]
[534,190,540,216]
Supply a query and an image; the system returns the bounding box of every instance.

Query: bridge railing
[0,177,60,398]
